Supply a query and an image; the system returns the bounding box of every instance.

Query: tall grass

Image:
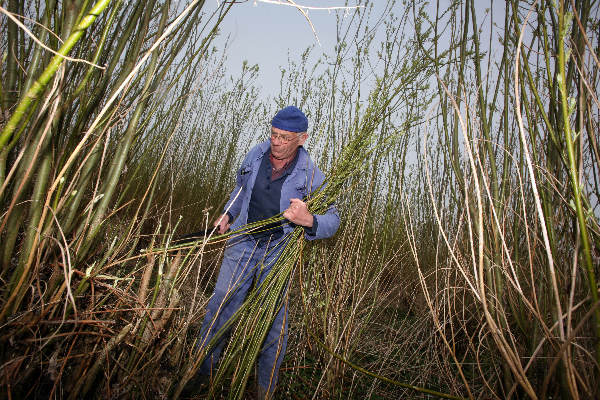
[0,1,248,397]
[0,0,598,399]
[408,0,600,398]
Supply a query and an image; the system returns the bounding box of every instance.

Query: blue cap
[271,106,308,133]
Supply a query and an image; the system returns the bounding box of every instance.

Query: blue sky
[209,1,508,99]
[210,0,375,97]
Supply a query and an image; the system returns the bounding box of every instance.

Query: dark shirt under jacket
[247,150,317,243]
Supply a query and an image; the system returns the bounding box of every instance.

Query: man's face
[270,127,308,160]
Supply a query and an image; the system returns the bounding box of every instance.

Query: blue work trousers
[198,235,289,395]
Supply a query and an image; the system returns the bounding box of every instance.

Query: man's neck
[270,148,298,170]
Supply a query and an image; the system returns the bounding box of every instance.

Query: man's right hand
[213,214,231,234]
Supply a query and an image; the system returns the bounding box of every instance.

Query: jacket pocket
[295,183,309,200]
[239,164,252,188]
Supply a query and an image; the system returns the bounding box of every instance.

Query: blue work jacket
[224,140,340,240]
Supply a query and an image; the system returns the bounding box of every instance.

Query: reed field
[0,0,599,399]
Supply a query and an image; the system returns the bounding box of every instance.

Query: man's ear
[298,132,308,146]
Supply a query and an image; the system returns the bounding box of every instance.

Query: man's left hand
[283,198,313,227]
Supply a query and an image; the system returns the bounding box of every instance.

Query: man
[193,106,340,398]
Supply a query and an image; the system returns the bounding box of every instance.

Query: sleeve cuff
[303,215,318,236]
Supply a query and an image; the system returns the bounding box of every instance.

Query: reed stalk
[556,0,600,365]
[0,0,111,152]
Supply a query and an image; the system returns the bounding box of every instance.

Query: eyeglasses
[270,131,303,144]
